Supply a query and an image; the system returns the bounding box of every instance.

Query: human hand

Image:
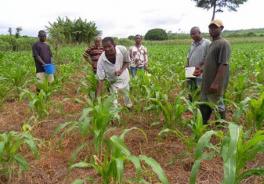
[193,67,202,77]
[209,82,219,93]
[115,70,123,76]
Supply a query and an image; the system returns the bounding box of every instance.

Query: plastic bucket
[44,64,55,74]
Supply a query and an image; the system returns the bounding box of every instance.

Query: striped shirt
[83,45,104,63]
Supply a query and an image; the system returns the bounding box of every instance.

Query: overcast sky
[0,0,263,37]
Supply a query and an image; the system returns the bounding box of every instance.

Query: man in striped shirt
[83,37,104,73]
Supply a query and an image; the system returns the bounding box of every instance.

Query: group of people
[32,19,231,124]
[186,19,231,123]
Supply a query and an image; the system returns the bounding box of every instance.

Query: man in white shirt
[186,27,211,100]
[96,37,132,108]
[129,35,148,77]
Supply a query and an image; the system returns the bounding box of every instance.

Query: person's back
[32,30,54,84]
[32,41,52,73]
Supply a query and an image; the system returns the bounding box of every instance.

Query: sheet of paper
[185,67,196,78]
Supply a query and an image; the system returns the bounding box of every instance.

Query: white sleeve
[96,56,105,80]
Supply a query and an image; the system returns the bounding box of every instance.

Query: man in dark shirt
[194,19,231,124]
[32,30,54,83]
[83,37,104,73]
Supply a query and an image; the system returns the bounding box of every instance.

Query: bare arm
[95,80,104,98]
[83,50,93,65]
[115,62,129,76]
[36,55,46,65]
[209,64,228,93]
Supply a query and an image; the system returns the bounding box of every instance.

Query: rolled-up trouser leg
[110,85,132,108]
[119,85,132,108]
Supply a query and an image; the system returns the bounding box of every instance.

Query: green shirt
[201,37,231,95]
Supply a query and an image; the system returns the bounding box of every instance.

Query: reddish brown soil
[0,71,263,184]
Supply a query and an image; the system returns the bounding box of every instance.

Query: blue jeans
[130,66,144,77]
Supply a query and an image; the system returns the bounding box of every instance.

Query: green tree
[191,0,248,20]
[15,27,22,38]
[47,16,101,44]
[8,27,12,36]
[145,28,168,41]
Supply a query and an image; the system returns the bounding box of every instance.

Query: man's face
[135,36,142,45]
[94,39,101,47]
[38,33,46,42]
[190,29,201,42]
[209,24,222,38]
[103,41,116,57]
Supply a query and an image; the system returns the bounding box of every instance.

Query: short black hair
[38,30,46,37]
[135,34,142,38]
[102,37,115,45]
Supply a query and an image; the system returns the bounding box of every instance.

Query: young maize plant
[0,130,39,181]
[20,79,52,119]
[148,93,187,129]
[190,123,264,184]
[247,91,264,130]
[71,128,169,184]
[55,95,120,156]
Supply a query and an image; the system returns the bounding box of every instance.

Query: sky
[0,0,263,38]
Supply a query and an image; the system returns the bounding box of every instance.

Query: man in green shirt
[194,19,231,124]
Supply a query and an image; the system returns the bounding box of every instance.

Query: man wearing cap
[32,30,54,84]
[193,19,231,123]
[186,27,211,101]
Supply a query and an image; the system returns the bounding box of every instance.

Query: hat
[209,19,224,28]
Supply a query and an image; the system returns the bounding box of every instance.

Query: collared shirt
[129,45,148,67]
[201,37,231,96]
[97,45,130,89]
[187,38,211,67]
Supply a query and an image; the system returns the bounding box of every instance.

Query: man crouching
[95,37,133,108]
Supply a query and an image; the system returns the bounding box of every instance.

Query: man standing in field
[32,30,54,84]
[129,35,148,77]
[186,27,211,100]
[194,20,231,123]
[96,37,133,108]
[83,37,104,73]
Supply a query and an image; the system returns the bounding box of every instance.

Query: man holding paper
[186,27,211,99]
[194,20,231,124]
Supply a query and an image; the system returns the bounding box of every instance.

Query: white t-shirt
[97,45,130,89]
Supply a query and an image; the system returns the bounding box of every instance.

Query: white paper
[185,67,196,78]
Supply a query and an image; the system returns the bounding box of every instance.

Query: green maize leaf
[14,154,28,171]
[69,143,88,166]
[70,161,92,170]
[127,155,142,176]
[190,130,218,184]
[79,118,91,136]
[120,127,147,143]
[139,155,169,184]
[71,179,84,184]
[115,158,124,183]
[222,123,241,184]
[23,133,39,158]
[238,167,264,182]
[53,121,77,137]
[110,136,131,156]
